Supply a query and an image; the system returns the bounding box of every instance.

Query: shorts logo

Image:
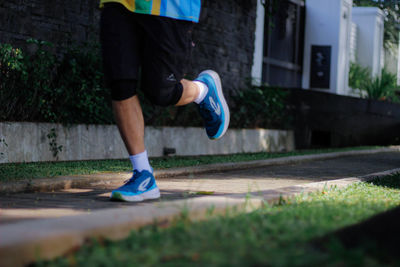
[166,74,177,82]
[138,178,151,192]
[209,96,221,116]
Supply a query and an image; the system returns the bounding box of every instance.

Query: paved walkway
[1,151,399,224]
[0,149,399,266]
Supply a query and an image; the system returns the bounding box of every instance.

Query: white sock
[194,81,208,104]
[129,150,152,172]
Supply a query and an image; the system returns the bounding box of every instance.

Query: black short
[100,3,194,104]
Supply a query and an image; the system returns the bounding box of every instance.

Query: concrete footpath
[0,148,400,266]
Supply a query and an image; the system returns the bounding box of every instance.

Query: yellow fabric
[99,0,201,22]
[100,0,136,12]
[151,0,161,15]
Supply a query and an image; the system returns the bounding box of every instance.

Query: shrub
[230,84,291,129]
[0,40,113,124]
[51,42,113,124]
[140,84,292,130]
[0,43,29,120]
[364,68,400,101]
[348,62,371,91]
[349,62,400,102]
[0,40,291,129]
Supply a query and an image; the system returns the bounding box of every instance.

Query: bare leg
[113,80,199,156]
[175,79,200,106]
[112,95,145,155]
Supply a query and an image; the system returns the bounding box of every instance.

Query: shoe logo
[166,73,176,82]
[138,178,151,191]
[209,96,221,115]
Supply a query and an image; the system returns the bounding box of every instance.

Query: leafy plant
[364,68,399,101]
[348,62,371,91]
[0,138,8,158]
[230,84,291,129]
[0,40,113,124]
[349,63,400,101]
[140,83,292,130]
[0,43,29,120]
[51,42,113,124]
[1,39,292,130]
[25,39,58,121]
[47,128,63,159]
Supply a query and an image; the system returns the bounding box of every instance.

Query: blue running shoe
[195,70,230,139]
[110,170,160,202]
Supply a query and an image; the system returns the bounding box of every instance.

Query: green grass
[36,174,400,266]
[0,146,379,182]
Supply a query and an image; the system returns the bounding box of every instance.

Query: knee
[143,80,183,107]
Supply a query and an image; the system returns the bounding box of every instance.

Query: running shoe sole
[111,187,161,202]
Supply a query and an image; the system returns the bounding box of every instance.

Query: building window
[262,0,305,88]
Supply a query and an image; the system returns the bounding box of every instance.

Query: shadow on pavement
[0,188,198,210]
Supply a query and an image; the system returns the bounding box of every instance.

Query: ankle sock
[194,81,208,104]
[129,150,152,172]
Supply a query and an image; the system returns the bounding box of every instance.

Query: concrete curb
[0,123,294,163]
[1,167,399,267]
[1,147,399,194]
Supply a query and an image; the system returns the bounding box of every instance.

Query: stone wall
[0,0,257,97]
[0,0,99,52]
[191,0,257,97]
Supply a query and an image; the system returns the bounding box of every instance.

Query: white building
[352,7,385,77]
[302,0,353,95]
[252,0,390,96]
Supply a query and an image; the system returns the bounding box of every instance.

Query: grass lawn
[36,174,400,266]
[0,146,379,182]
